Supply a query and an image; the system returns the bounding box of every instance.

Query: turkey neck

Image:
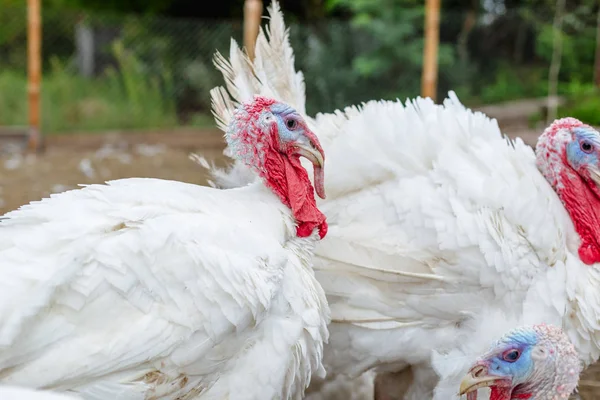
[262,150,327,239]
[490,387,532,400]
[556,168,600,265]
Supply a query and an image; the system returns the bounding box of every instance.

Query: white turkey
[0,96,330,400]
[202,2,600,399]
[460,324,582,400]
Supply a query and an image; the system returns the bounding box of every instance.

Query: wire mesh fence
[0,3,598,133]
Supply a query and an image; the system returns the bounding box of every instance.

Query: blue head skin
[261,102,326,199]
[565,126,600,180]
[459,325,580,399]
[267,103,309,149]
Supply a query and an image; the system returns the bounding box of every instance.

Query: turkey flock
[0,1,598,399]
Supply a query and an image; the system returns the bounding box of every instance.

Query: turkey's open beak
[294,136,326,200]
[459,365,511,397]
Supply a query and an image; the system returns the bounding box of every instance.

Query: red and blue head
[225,96,328,239]
[225,96,325,199]
[536,118,600,190]
[459,324,581,400]
[536,118,600,265]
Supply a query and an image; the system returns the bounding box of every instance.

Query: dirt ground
[0,122,599,398]
[0,128,228,214]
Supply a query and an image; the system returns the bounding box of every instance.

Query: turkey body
[310,98,592,399]
[216,97,599,399]
[204,3,600,399]
[0,178,329,400]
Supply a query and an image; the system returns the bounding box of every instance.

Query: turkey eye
[581,141,594,153]
[503,350,520,362]
[286,119,298,130]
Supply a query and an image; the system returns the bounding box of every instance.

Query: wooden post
[27,0,42,151]
[421,0,441,101]
[244,0,263,60]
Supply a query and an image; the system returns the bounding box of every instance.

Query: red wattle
[490,387,512,400]
[558,170,600,265]
[263,150,327,240]
[232,97,327,240]
[490,386,532,400]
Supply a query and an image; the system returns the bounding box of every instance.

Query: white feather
[0,178,330,400]
[0,386,81,400]
[203,2,600,399]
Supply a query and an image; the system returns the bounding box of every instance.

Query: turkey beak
[294,134,326,200]
[459,364,510,397]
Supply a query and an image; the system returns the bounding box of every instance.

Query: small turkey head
[459,324,581,400]
[226,96,328,239]
[535,118,600,265]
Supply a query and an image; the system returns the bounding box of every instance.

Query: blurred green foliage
[0,0,598,132]
[529,82,600,127]
[0,41,178,133]
[558,92,600,126]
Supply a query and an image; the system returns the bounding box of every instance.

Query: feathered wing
[0,178,304,398]
[308,96,571,376]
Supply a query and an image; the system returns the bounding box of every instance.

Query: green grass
[0,41,193,134]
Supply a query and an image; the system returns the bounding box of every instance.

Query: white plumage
[0,97,330,400]
[0,386,80,400]
[204,3,600,399]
